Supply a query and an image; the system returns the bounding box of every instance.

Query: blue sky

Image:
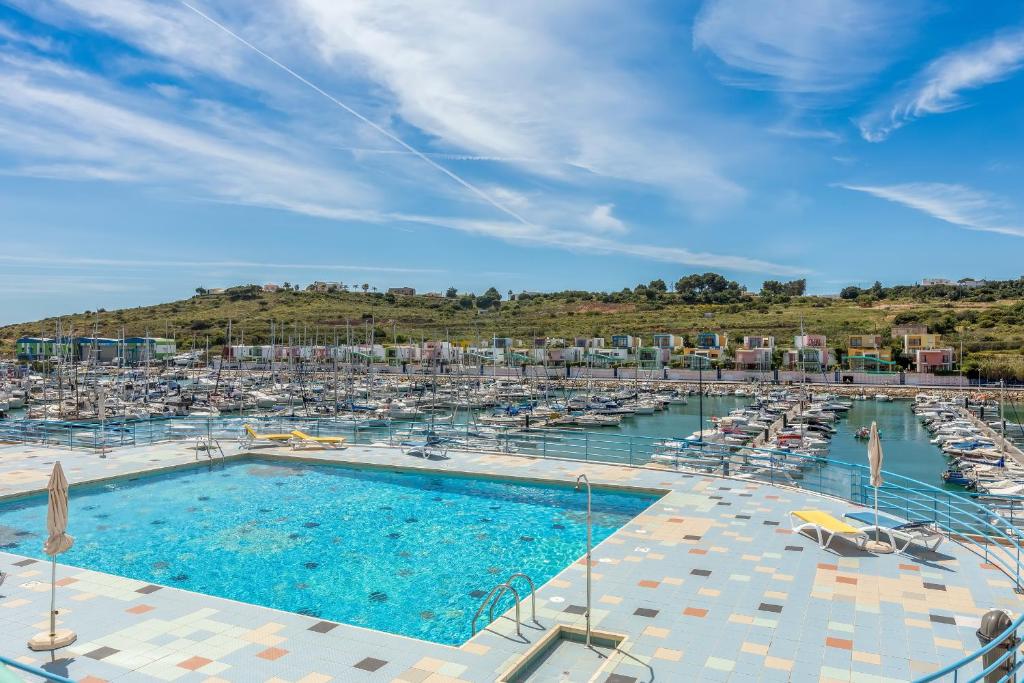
[1,0,1023,324]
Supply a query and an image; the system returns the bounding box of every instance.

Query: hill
[3,281,1023,379]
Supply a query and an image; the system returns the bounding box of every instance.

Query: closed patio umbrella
[28,462,78,651]
[866,422,893,553]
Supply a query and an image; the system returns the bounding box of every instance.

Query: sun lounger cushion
[791,510,861,535]
[290,430,345,443]
[244,425,293,440]
[844,511,931,530]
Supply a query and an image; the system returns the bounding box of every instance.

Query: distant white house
[309,281,343,292]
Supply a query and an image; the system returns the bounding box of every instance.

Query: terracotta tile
[256,647,288,661]
[689,548,708,555]
[54,577,78,587]
[684,607,708,617]
[638,579,660,588]
[836,576,858,585]
[826,637,853,650]
[899,564,921,571]
[126,604,155,615]
[817,563,838,571]
[178,656,213,671]
[79,677,108,683]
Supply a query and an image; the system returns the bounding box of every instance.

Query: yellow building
[846,334,893,371]
[903,333,942,354]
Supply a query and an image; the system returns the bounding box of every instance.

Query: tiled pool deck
[1,441,1021,682]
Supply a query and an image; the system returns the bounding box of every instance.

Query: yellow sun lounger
[789,510,868,551]
[243,424,294,443]
[290,430,347,449]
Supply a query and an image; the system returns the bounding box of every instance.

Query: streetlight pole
[575,473,592,648]
[698,360,704,453]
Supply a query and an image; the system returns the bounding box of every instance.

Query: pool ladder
[470,572,537,637]
[193,437,226,461]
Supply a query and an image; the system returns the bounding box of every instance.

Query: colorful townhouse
[782,334,829,371]
[903,333,956,372]
[681,332,728,368]
[733,336,774,370]
[845,334,894,371]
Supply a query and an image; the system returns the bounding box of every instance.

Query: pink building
[914,348,955,372]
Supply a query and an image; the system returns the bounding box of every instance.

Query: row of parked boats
[649,389,849,473]
[917,396,1024,497]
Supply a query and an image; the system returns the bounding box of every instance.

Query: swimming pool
[0,459,657,644]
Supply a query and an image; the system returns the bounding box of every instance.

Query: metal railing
[2,414,1022,679]
[0,655,77,683]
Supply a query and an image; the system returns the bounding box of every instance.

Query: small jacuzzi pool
[0,459,657,644]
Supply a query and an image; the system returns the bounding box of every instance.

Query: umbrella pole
[873,486,880,543]
[49,555,57,637]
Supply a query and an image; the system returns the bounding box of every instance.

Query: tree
[195,287,208,296]
[507,289,515,301]
[362,283,370,292]
[648,279,667,292]
[674,272,744,304]
[840,286,861,300]
[282,282,291,290]
[445,286,458,298]
[476,286,502,310]
[761,279,806,298]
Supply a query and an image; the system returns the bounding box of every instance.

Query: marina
[4,1,1024,679]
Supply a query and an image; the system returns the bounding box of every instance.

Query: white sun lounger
[789,510,869,551]
[844,511,944,553]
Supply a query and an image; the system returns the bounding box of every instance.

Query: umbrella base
[865,540,894,554]
[28,629,76,651]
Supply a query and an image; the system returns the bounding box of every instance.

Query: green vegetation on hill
[3,275,1024,379]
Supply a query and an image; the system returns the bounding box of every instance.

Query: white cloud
[292,0,744,209]
[401,215,807,276]
[0,254,445,274]
[10,0,248,79]
[858,29,1024,141]
[0,54,380,219]
[840,182,1024,237]
[0,22,61,53]
[586,204,627,234]
[693,0,919,98]
[767,126,842,142]
[0,2,806,278]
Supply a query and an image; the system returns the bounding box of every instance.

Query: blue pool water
[0,459,656,644]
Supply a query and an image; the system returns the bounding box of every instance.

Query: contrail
[178,1,536,228]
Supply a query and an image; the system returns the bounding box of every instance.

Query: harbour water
[613,396,945,485]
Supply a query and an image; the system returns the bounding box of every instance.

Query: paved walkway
[0,442,1019,682]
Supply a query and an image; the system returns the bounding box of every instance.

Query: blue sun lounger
[844,510,944,553]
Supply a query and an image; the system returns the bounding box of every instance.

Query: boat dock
[958,405,1024,466]
[751,401,803,447]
